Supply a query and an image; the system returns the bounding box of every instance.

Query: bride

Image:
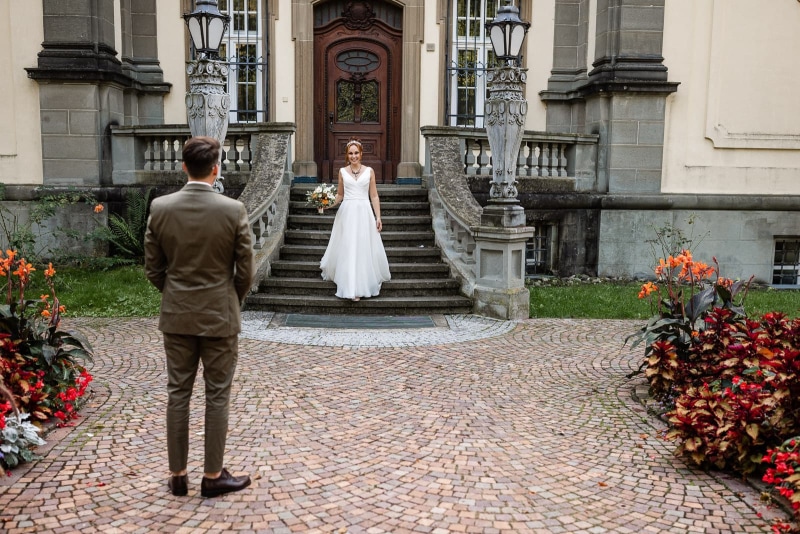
[319,139,391,301]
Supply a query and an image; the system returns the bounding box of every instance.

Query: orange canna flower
[13,260,35,282]
[41,309,51,318]
[44,263,56,278]
[638,281,659,299]
[58,305,66,313]
[94,203,104,213]
[40,294,50,302]
[717,277,734,289]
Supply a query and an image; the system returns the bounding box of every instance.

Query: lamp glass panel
[188,17,205,50]
[509,25,526,57]
[489,25,506,57]
[208,18,226,51]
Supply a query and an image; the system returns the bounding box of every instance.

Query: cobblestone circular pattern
[240,312,517,347]
[0,317,790,533]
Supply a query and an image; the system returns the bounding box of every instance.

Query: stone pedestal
[471,206,534,320]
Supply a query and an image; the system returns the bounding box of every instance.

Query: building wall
[661,0,800,195]
[1,1,45,185]
[158,2,190,124]
[599,209,800,283]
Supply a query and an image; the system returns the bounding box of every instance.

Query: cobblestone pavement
[0,316,791,533]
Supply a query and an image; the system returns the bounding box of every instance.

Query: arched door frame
[293,0,423,180]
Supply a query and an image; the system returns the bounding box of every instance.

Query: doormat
[284,314,436,329]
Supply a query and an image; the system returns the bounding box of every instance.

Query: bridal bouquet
[306,183,337,213]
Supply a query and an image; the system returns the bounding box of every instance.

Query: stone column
[471,52,535,320]
[26,0,169,186]
[291,0,317,179]
[119,0,168,125]
[540,0,590,134]
[583,0,678,193]
[471,226,535,320]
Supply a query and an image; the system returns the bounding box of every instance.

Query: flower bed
[0,250,93,474]
[628,225,800,532]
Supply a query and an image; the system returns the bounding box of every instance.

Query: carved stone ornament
[484,66,528,199]
[186,59,230,193]
[343,1,376,30]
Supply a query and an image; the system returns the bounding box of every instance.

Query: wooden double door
[314,2,402,183]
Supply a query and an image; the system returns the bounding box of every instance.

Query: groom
[144,136,255,497]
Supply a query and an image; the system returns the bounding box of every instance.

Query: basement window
[772,238,800,287]
[525,225,554,278]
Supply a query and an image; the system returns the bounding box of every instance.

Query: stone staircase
[245,184,473,315]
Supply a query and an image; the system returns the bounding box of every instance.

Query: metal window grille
[444,0,501,127]
[525,225,552,278]
[191,0,269,123]
[773,238,800,286]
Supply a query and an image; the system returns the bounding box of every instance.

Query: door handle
[328,112,334,131]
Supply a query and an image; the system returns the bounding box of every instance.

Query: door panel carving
[314,1,402,183]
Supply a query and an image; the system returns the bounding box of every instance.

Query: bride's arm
[368,169,382,232]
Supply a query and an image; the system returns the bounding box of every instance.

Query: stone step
[284,229,435,246]
[259,277,462,297]
[291,184,428,202]
[289,201,431,216]
[269,261,453,279]
[244,294,473,315]
[276,245,443,263]
[287,214,432,231]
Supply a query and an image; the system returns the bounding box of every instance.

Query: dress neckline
[348,165,366,182]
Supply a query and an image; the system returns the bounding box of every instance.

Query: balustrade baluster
[164,136,176,171]
[558,143,568,177]
[517,141,529,177]
[529,143,540,177]
[143,137,154,171]
[239,134,252,172]
[477,139,491,176]
[464,139,477,176]
[153,138,165,171]
[541,143,551,177]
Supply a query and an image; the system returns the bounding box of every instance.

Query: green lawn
[31,265,161,317]
[22,266,800,320]
[529,281,800,319]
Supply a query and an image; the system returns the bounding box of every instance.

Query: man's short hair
[183,136,221,179]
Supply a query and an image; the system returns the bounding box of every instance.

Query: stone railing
[421,126,598,296]
[110,123,283,185]
[455,128,599,191]
[111,122,295,284]
[235,125,295,285]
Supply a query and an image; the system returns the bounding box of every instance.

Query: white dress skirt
[320,167,391,299]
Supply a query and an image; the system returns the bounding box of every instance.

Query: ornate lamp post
[184,0,231,192]
[470,0,534,320]
[482,0,530,226]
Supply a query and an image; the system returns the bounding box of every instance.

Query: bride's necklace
[350,164,362,178]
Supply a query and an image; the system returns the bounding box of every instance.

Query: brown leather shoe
[168,474,188,496]
[200,468,251,498]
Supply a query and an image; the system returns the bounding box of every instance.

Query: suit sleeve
[144,213,167,292]
[234,203,255,303]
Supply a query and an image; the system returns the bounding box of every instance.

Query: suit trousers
[163,332,239,474]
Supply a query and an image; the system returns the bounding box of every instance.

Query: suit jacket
[144,182,255,337]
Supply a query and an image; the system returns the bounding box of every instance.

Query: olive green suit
[144,182,254,473]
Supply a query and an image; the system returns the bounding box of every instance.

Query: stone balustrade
[421,126,599,296]
[111,123,295,272]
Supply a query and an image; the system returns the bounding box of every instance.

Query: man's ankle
[204,471,221,479]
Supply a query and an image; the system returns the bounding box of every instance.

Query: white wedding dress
[320,167,391,299]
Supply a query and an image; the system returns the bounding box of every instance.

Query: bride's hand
[376,218,382,232]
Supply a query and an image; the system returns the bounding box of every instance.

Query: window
[525,225,554,278]
[773,238,800,286]
[191,0,269,123]
[445,0,500,127]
